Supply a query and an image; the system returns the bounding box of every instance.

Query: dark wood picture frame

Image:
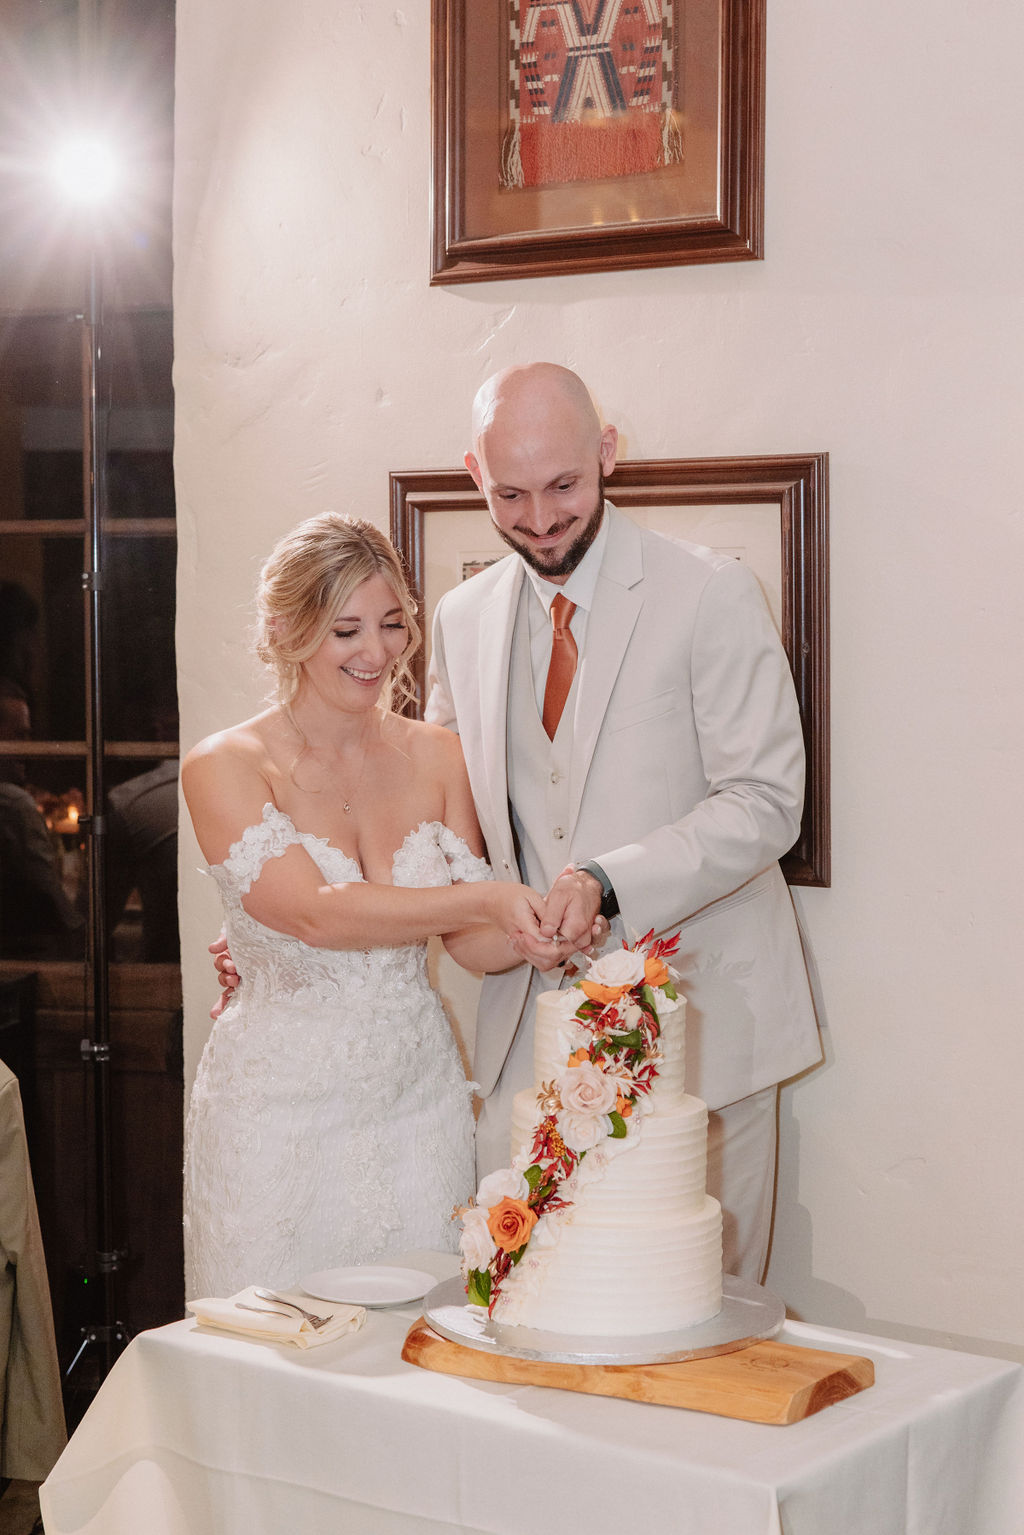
[390,453,830,887]
[430,0,766,284]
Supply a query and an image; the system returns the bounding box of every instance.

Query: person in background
[0,679,84,960]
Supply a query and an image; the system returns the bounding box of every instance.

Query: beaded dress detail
[184,805,487,1297]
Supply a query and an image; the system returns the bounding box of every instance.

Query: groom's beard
[492,471,606,581]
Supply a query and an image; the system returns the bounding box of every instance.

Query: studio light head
[49,134,120,207]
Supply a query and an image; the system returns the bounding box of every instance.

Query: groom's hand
[209,930,240,1020]
[539,866,603,952]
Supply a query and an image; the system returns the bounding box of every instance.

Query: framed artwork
[430,0,766,284]
[390,453,830,887]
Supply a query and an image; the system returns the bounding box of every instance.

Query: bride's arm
[183,736,546,952]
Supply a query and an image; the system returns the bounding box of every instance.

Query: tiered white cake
[494,986,722,1335]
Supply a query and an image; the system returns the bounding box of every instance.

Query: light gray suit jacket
[0,1064,66,1479]
[427,504,821,1111]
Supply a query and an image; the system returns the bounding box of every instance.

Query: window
[0,308,178,963]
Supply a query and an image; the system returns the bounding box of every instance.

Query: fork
[235,1302,294,1322]
[252,1287,332,1328]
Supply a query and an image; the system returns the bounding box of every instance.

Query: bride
[182,513,559,1298]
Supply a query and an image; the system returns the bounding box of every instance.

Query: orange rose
[644,956,670,988]
[580,980,629,1005]
[486,1197,538,1253]
[568,1047,590,1067]
[616,1094,633,1118]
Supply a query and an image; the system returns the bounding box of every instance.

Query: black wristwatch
[576,860,619,921]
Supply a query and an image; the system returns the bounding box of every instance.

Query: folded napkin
[187,1286,366,1349]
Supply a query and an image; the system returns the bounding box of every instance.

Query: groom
[426,363,821,1281]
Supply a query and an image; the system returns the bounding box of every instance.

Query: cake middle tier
[510,1090,712,1218]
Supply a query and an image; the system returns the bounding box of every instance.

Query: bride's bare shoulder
[182,710,282,786]
[385,712,466,772]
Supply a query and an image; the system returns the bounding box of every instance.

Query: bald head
[466,363,618,583]
[471,363,603,450]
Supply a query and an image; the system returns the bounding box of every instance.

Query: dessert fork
[252,1287,332,1328]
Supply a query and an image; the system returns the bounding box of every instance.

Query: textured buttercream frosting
[494,985,723,1334]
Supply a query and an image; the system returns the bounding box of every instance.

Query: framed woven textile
[390,453,830,887]
[430,0,765,284]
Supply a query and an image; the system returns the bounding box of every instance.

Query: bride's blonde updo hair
[254,513,421,712]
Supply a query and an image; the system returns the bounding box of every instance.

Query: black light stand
[63,225,130,1397]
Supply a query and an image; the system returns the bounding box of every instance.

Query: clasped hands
[502,863,609,971]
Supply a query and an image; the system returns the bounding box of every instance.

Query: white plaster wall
[174,0,1024,1359]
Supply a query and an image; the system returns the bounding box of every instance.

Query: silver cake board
[422,1273,786,1367]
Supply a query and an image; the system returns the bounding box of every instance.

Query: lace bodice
[207,804,493,1012]
[184,807,489,1297]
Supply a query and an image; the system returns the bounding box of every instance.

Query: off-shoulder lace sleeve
[210,803,298,895]
[435,822,494,884]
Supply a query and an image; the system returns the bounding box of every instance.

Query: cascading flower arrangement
[459,930,681,1314]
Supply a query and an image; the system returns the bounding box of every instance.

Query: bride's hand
[484,882,573,969]
[485,880,546,940]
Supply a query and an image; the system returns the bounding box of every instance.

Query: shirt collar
[522,503,610,616]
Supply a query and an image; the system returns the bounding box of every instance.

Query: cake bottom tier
[494,1195,723,1335]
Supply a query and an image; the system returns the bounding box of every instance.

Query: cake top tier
[533,970,687,1110]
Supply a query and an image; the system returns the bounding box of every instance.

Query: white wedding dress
[184,805,486,1299]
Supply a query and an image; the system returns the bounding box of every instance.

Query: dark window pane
[23,450,82,520]
[0,539,86,740]
[101,532,177,741]
[107,450,175,520]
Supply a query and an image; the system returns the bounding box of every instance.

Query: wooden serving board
[402,1321,873,1425]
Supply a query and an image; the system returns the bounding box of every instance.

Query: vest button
[552,827,565,840]
[550,770,561,784]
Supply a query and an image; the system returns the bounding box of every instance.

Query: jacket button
[553,827,565,840]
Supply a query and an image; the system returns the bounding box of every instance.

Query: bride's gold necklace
[288,709,375,811]
[337,742,367,814]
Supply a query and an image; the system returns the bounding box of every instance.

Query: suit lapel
[477,558,524,863]
[569,507,644,836]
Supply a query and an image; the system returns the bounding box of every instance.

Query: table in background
[40,1253,1024,1535]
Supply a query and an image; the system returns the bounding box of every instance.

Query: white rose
[476,1166,529,1209]
[557,1105,613,1152]
[550,988,583,1022]
[585,947,645,989]
[557,1060,618,1117]
[460,1205,496,1270]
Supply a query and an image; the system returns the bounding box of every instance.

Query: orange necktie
[542,593,578,739]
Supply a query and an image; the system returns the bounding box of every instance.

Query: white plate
[300,1265,438,1308]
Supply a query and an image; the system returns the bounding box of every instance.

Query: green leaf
[662,981,678,1001]
[608,1028,643,1051]
[608,1110,628,1139]
[466,1269,491,1308]
[523,1164,543,1190]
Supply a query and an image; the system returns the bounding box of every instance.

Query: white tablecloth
[41,1254,1024,1535]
